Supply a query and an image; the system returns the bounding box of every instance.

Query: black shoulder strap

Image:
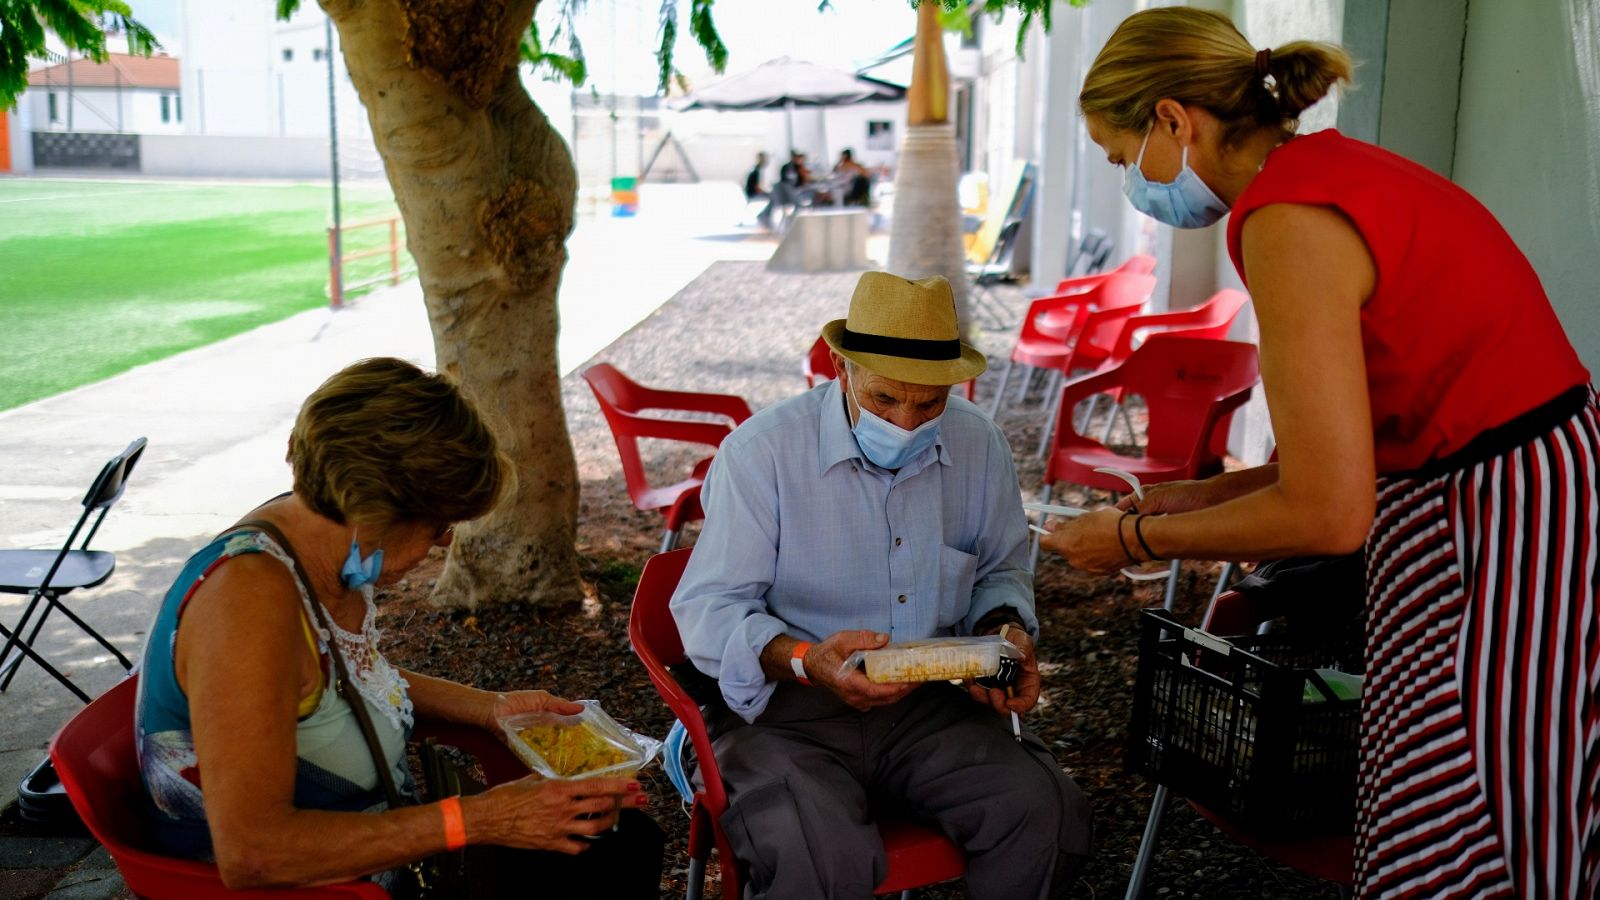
[236,517,408,810]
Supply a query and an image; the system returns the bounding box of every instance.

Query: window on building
[313,47,324,61]
[867,121,894,151]
[282,47,294,62]
[961,12,981,48]
[48,93,58,122]
[161,95,170,123]
[175,95,182,122]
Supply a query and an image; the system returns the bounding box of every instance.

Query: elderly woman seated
[134,357,662,895]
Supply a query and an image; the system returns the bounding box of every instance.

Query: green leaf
[938,1,973,39]
[521,4,589,86]
[688,0,727,75]
[275,0,302,20]
[2,0,162,111]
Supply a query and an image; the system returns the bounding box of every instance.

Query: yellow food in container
[847,635,1021,685]
[498,701,658,780]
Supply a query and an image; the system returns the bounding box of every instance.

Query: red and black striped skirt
[1357,386,1600,898]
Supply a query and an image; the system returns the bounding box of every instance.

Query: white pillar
[1031,12,1086,289]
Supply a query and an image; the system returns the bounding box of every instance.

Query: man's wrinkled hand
[806,630,917,711]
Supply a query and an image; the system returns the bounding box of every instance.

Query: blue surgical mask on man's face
[852,403,942,470]
[1122,127,1229,229]
[340,538,384,589]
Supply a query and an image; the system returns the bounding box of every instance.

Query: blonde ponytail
[1080,8,1352,146]
[1268,41,1354,120]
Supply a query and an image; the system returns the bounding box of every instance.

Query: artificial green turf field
[0,178,401,411]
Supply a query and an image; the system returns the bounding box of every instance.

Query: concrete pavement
[0,182,777,809]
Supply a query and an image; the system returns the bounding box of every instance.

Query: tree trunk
[322,0,583,609]
[889,2,972,333]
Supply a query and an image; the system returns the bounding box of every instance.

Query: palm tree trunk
[888,0,972,333]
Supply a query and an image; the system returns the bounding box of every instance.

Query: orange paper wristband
[439,795,467,851]
[791,641,813,685]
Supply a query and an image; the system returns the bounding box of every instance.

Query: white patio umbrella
[680,56,906,157]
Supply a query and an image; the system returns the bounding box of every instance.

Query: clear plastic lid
[498,700,663,780]
[841,635,1021,685]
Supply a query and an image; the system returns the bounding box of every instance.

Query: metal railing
[327,213,414,307]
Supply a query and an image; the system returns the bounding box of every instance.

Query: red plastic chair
[987,271,1156,418]
[1081,289,1252,446]
[51,676,529,899]
[1034,336,1260,605]
[1034,253,1160,336]
[583,363,755,553]
[1123,589,1354,899]
[802,335,976,402]
[629,549,965,900]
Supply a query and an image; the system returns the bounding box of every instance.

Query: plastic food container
[499,701,662,780]
[843,635,1022,684]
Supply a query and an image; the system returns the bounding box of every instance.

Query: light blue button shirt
[670,379,1035,723]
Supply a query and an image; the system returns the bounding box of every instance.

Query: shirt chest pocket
[935,544,978,629]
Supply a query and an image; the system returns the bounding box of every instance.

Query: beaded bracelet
[1134,514,1163,562]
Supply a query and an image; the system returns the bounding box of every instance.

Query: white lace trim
[230,531,415,733]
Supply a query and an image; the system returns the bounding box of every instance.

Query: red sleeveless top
[1226,130,1588,474]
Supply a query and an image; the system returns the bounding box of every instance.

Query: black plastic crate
[1126,608,1363,834]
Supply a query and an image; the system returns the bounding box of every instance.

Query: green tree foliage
[0,0,159,109]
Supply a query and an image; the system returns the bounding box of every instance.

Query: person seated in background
[744,150,769,203]
[745,151,773,229]
[135,357,663,896]
[774,148,830,209]
[834,148,872,206]
[671,273,1091,900]
[778,147,810,192]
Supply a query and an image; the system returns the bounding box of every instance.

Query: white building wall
[25,85,182,134]
[1451,0,1600,372]
[177,0,383,181]
[179,0,277,135]
[7,96,33,172]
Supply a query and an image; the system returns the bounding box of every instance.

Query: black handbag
[237,518,495,899]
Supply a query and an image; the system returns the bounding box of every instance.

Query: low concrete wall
[140,133,330,178]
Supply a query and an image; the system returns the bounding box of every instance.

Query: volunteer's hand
[1038,506,1135,575]
[1115,479,1214,515]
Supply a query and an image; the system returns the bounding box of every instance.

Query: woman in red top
[1041,7,1598,898]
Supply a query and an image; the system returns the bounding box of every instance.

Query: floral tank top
[135,529,415,858]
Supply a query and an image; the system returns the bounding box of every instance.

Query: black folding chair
[0,437,146,702]
[969,218,1026,330]
[1068,228,1114,278]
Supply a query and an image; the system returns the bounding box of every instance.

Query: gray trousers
[707,681,1092,900]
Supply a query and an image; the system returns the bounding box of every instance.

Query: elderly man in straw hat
[671,273,1091,899]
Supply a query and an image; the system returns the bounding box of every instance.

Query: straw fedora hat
[821,272,987,386]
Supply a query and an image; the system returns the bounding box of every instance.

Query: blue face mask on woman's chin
[1122,127,1230,229]
[341,538,384,589]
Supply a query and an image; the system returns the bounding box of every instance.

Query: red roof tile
[27,53,179,90]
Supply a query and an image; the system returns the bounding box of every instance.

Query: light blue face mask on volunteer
[340,538,384,590]
[1122,126,1230,229]
[848,393,943,470]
